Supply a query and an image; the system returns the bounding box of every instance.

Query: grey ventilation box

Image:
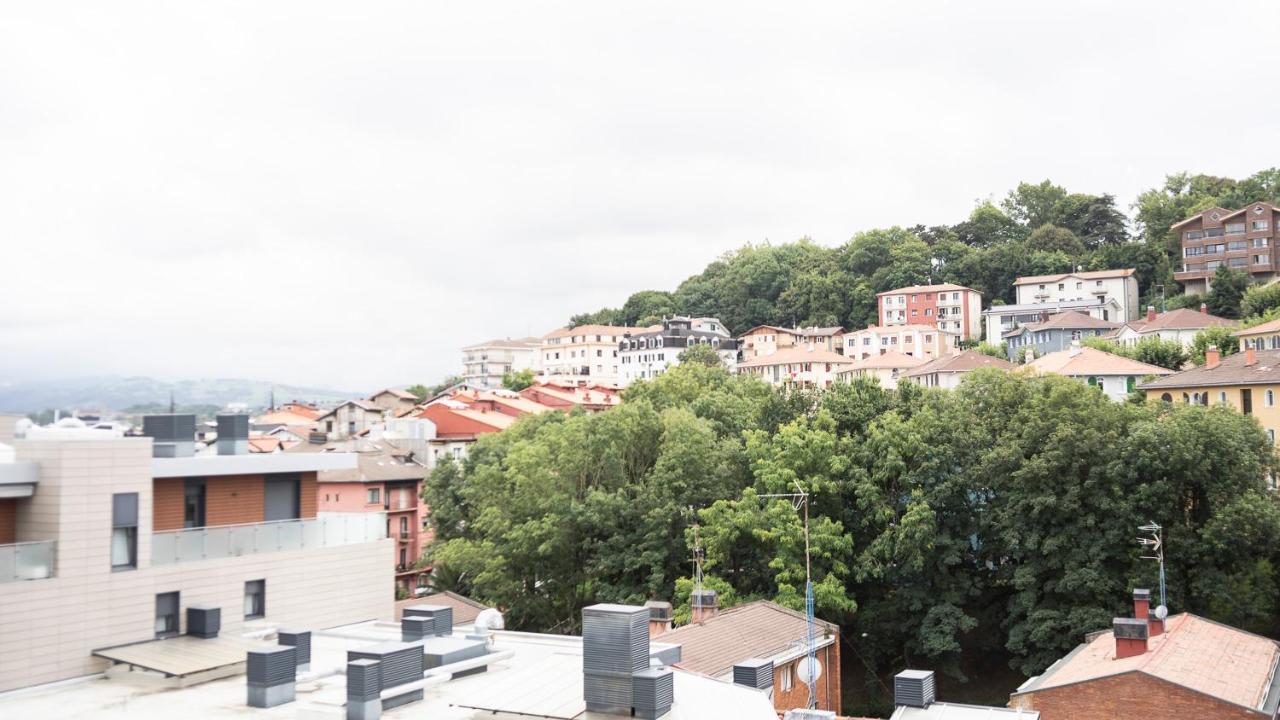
[216,414,249,455]
[632,667,674,720]
[143,414,196,458]
[733,658,773,690]
[186,606,220,639]
[278,629,311,667]
[346,659,381,720]
[691,589,717,610]
[783,711,837,720]
[894,669,936,709]
[247,646,297,708]
[1113,617,1149,640]
[401,616,433,642]
[402,604,452,636]
[348,641,425,709]
[582,604,650,714]
[644,600,672,622]
[421,636,488,677]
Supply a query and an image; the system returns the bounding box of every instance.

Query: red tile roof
[876,283,976,296]
[737,346,853,369]
[654,601,839,678]
[901,351,1014,377]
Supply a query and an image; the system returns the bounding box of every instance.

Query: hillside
[0,376,360,414]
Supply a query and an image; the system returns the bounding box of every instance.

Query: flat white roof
[153,451,357,478]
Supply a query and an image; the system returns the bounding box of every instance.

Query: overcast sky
[3,1,1277,391]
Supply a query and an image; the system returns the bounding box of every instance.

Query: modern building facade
[0,417,391,693]
[618,317,738,386]
[877,283,983,340]
[1013,269,1139,322]
[540,324,645,386]
[1003,311,1120,363]
[1173,202,1280,295]
[460,337,541,389]
[843,324,960,361]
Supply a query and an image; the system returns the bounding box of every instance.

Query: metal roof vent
[277,629,311,670]
[246,646,297,708]
[644,600,672,622]
[143,414,196,458]
[216,414,249,455]
[422,636,489,678]
[401,615,433,642]
[632,667,674,719]
[582,603,650,715]
[733,658,774,690]
[346,658,381,720]
[308,431,327,444]
[402,604,453,636]
[347,641,425,710]
[894,669,936,708]
[186,606,220,639]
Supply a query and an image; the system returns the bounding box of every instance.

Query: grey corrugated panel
[733,658,773,690]
[402,616,433,642]
[894,670,936,709]
[583,671,633,714]
[402,604,453,636]
[216,414,249,440]
[420,637,487,669]
[632,667,674,710]
[247,647,297,686]
[346,659,381,701]
[278,630,310,665]
[582,604,649,676]
[348,641,424,689]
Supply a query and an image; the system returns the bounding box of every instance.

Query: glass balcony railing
[151,512,387,566]
[0,540,56,582]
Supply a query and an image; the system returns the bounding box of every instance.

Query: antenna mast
[1138,521,1167,618]
[759,482,816,709]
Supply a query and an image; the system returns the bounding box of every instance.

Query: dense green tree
[1190,325,1241,365]
[1002,180,1068,228]
[1241,282,1280,319]
[619,290,677,326]
[502,368,536,391]
[952,202,1027,248]
[1025,224,1085,257]
[676,343,723,367]
[1050,193,1129,248]
[1207,265,1251,318]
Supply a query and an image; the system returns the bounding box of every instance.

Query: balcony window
[1230,258,1248,267]
[111,493,138,571]
[1227,223,1246,235]
[1206,228,1224,237]
[244,579,265,620]
[1256,255,1270,265]
[1253,220,1270,232]
[1229,241,1248,251]
[1186,230,1204,240]
[156,591,180,638]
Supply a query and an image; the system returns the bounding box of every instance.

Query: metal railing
[151,512,386,565]
[0,540,55,583]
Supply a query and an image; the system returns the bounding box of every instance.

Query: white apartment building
[842,325,960,361]
[460,337,541,389]
[1013,269,1139,321]
[876,283,983,340]
[617,317,737,386]
[540,324,646,386]
[0,416,392,693]
[736,346,853,388]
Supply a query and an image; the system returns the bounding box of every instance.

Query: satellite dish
[1154,605,1168,620]
[794,657,823,685]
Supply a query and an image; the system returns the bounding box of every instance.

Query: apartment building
[460,336,541,389]
[738,325,802,359]
[618,316,738,386]
[842,324,960,361]
[836,350,927,390]
[1139,345,1280,452]
[540,324,645,386]
[877,283,983,340]
[0,415,391,693]
[1173,202,1280,295]
[736,346,853,388]
[314,399,385,439]
[983,269,1137,342]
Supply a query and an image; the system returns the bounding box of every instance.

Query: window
[911,309,918,316]
[781,663,794,691]
[184,478,206,528]
[924,308,932,316]
[1219,391,1228,404]
[155,591,180,638]
[112,493,138,571]
[1267,390,1275,407]
[1270,429,1277,444]
[1257,255,1271,265]
[1076,282,1082,289]
[1226,222,1246,235]
[1255,238,1270,248]
[1228,240,1248,251]
[1160,393,1172,403]
[244,580,265,620]
[1058,283,1065,291]
[1253,220,1270,232]
[399,516,409,538]
[367,488,380,504]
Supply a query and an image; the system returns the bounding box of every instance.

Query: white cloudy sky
[3,1,1277,391]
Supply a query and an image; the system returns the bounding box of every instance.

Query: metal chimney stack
[143,414,196,458]
[582,604,650,715]
[217,414,249,455]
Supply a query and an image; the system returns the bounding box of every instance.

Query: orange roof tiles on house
[247,436,283,453]
[799,326,846,337]
[542,324,647,340]
[371,388,418,401]
[461,336,542,350]
[738,324,801,337]
[1235,316,1280,338]
[1014,268,1136,286]
[1015,614,1280,712]
[654,601,839,678]
[394,591,491,625]
[1025,346,1173,377]
[901,351,1014,377]
[876,283,976,296]
[737,346,853,369]
[1118,308,1233,334]
[254,409,320,427]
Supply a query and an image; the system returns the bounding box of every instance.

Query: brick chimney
[1246,345,1257,366]
[690,590,718,623]
[1113,617,1149,659]
[1200,303,1208,315]
[644,600,673,638]
[1134,588,1165,637]
[1205,345,1221,369]
[1146,305,1156,322]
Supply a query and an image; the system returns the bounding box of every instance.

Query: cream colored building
[837,350,928,389]
[737,346,853,388]
[842,325,960,361]
[0,423,392,693]
[461,337,542,389]
[540,324,645,386]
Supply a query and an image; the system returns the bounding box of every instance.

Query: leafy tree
[1207,265,1251,318]
[1025,224,1085,257]
[620,290,676,327]
[569,307,624,327]
[1241,282,1280,319]
[1131,336,1190,370]
[975,342,1007,359]
[502,368,536,391]
[1002,180,1067,228]
[408,376,462,400]
[1050,193,1129,248]
[1190,325,1241,365]
[952,202,1027,248]
[676,343,723,367]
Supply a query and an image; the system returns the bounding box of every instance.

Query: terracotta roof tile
[1014,268,1135,285]
[845,350,930,371]
[901,351,1014,377]
[737,346,853,368]
[1122,308,1233,333]
[1139,348,1280,389]
[654,601,838,677]
[1235,316,1280,337]
[1024,347,1173,377]
[876,283,976,296]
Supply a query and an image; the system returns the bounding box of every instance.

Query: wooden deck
[93,634,269,677]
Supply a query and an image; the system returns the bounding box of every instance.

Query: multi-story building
[877,283,983,340]
[736,346,853,388]
[797,326,846,353]
[314,399,386,439]
[984,269,1137,342]
[0,414,391,693]
[460,337,541,389]
[618,317,738,386]
[738,325,802,359]
[1173,202,1280,295]
[1140,345,1280,451]
[1235,316,1280,350]
[842,324,960,361]
[540,324,645,386]
[1003,310,1119,363]
[367,388,419,415]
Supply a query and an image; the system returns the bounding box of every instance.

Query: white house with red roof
[1111,305,1235,349]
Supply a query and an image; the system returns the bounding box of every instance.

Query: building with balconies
[0,414,392,693]
[618,317,738,386]
[460,336,541,389]
[877,283,983,340]
[1174,202,1280,295]
[540,324,647,387]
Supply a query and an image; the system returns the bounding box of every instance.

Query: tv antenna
[1138,521,1168,621]
[759,482,817,709]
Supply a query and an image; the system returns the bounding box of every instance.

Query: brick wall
[771,637,841,714]
[153,478,184,531]
[0,498,16,544]
[206,474,264,526]
[1010,670,1262,720]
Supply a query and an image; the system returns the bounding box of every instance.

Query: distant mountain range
[0,376,362,414]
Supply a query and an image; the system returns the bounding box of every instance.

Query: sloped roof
[844,350,930,371]
[1235,316,1280,338]
[461,336,542,350]
[849,324,959,335]
[254,409,320,426]
[1014,268,1136,286]
[877,282,975,296]
[542,324,647,340]
[901,351,1014,377]
[654,601,838,678]
[1014,613,1280,713]
[798,326,846,337]
[1170,207,1233,229]
[1218,202,1280,221]
[739,324,800,337]
[298,438,428,483]
[737,346,854,368]
[1008,311,1121,336]
[394,591,490,625]
[1120,308,1234,333]
[1139,348,1280,389]
[372,388,418,401]
[314,399,384,420]
[1025,347,1172,377]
